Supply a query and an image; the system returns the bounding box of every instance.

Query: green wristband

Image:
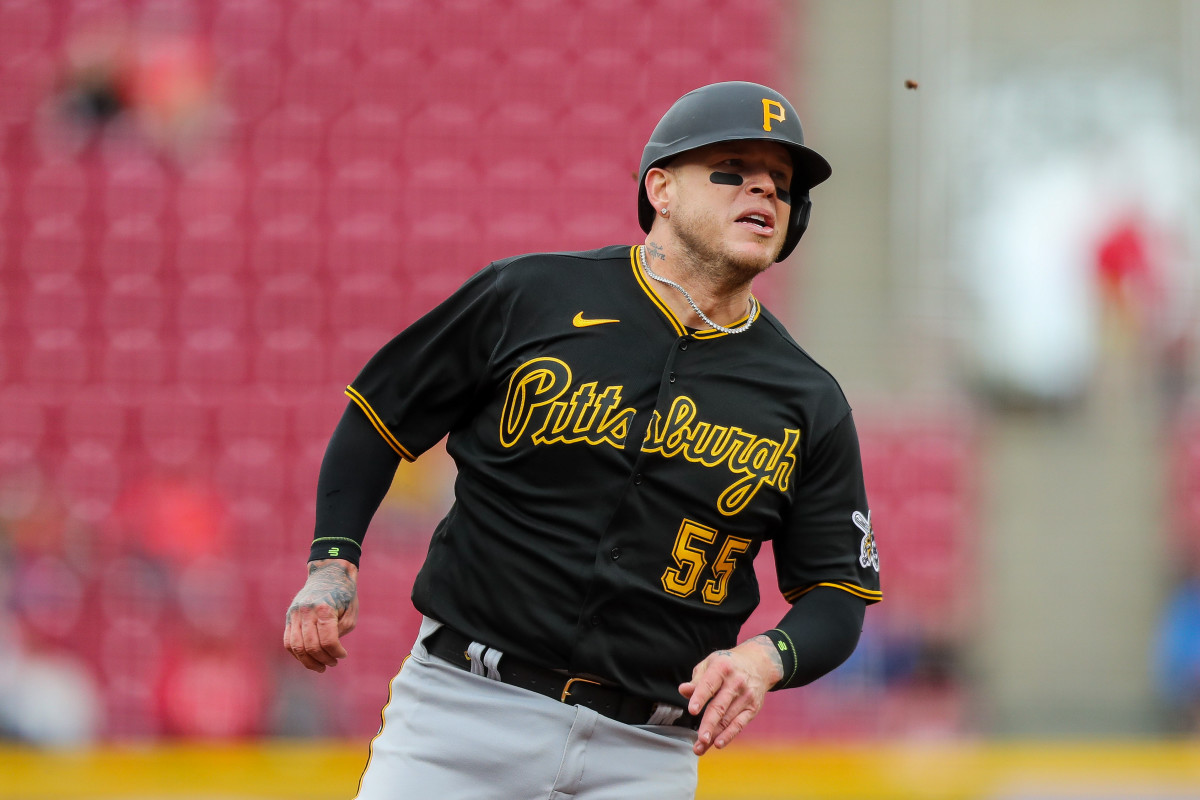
[762,628,798,690]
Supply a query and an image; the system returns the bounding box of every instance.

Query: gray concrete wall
[792,0,1187,736]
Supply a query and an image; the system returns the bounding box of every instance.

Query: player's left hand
[678,635,783,755]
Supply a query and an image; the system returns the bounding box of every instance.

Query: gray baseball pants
[352,618,700,800]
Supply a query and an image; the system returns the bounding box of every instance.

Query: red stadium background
[0,0,974,746]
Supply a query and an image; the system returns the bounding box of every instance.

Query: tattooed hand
[283,559,360,673]
[678,635,783,755]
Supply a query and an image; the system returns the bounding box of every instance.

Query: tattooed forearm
[287,561,357,620]
[647,241,666,261]
[748,634,784,683]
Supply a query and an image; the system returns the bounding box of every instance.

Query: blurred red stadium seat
[284,54,357,116]
[402,102,484,166]
[22,218,88,276]
[135,389,213,468]
[251,105,327,166]
[63,391,130,455]
[561,102,642,167]
[176,159,246,226]
[58,442,123,523]
[0,391,47,464]
[176,218,246,276]
[0,0,52,61]
[103,158,170,224]
[178,274,249,335]
[899,428,972,497]
[250,215,325,278]
[213,438,288,524]
[428,47,501,111]
[96,555,173,628]
[481,157,557,219]
[330,328,388,389]
[328,272,408,337]
[102,331,172,402]
[644,46,726,107]
[561,213,633,248]
[482,103,557,162]
[253,273,326,335]
[572,0,651,51]
[177,329,250,402]
[101,274,168,338]
[353,51,430,111]
[99,217,165,278]
[250,160,324,223]
[397,157,484,229]
[20,273,90,335]
[328,160,402,225]
[219,51,284,121]
[573,48,648,105]
[287,0,359,60]
[24,329,91,388]
[328,105,403,165]
[326,216,400,277]
[23,160,89,220]
[252,331,332,402]
[0,53,54,127]
[496,49,571,107]
[290,397,346,498]
[357,3,422,62]
[215,393,290,447]
[212,0,284,59]
[62,0,129,40]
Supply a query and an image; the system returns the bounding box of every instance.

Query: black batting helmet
[637,81,832,262]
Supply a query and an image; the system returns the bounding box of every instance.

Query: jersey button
[610,547,621,560]
[633,474,642,485]
[590,615,601,627]
[669,372,676,383]
[679,341,689,351]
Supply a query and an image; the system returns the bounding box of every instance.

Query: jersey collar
[626,246,758,339]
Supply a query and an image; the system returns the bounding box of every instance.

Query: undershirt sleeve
[761,585,867,690]
[307,402,402,566]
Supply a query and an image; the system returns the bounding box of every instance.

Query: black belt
[423,626,699,730]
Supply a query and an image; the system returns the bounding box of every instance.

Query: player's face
[666,141,794,278]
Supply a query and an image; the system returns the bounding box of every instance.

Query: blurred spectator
[55,12,221,158]
[109,473,231,566]
[1153,566,1200,732]
[0,558,102,746]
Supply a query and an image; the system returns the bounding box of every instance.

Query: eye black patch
[711,170,792,205]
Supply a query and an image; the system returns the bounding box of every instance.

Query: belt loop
[482,647,503,681]
[466,642,488,677]
[646,703,684,726]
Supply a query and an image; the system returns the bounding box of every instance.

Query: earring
[660,207,669,217]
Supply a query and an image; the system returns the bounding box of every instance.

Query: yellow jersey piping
[784,581,883,604]
[627,245,759,338]
[345,386,416,462]
[354,656,408,799]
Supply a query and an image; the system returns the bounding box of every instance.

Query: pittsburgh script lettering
[499,358,799,516]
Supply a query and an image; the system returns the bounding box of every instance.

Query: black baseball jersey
[344,244,881,703]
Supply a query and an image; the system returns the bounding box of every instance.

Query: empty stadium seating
[0,0,976,743]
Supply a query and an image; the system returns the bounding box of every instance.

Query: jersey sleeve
[345,264,506,461]
[773,410,882,605]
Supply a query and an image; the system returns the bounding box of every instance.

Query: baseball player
[284,81,881,800]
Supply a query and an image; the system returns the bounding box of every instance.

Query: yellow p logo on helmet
[762,99,786,131]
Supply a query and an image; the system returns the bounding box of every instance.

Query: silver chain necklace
[638,246,757,335]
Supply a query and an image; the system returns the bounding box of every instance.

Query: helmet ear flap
[777,193,812,262]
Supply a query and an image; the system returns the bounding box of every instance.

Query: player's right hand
[283,558,360,673]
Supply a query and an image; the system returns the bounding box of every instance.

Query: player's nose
[744,168,779,197]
